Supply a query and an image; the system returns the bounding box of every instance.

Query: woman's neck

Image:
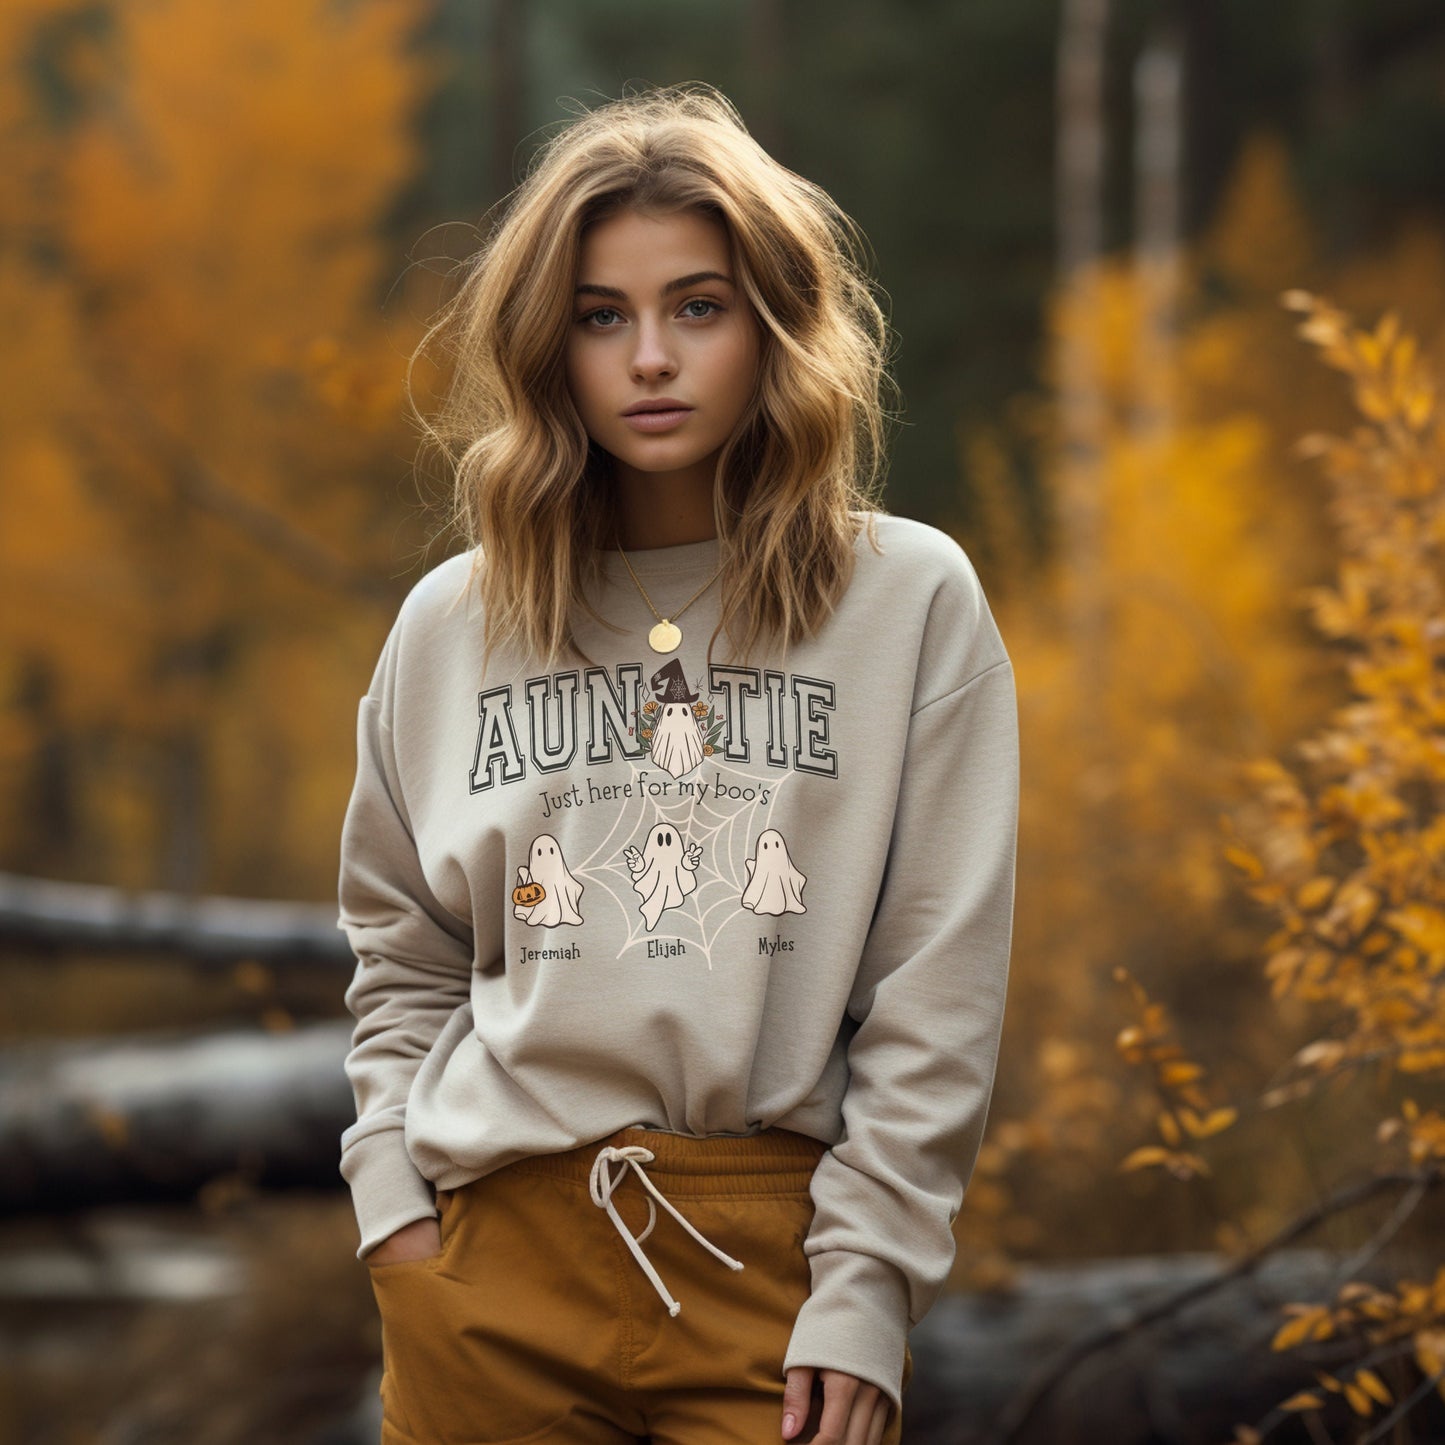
[607,469,718,550]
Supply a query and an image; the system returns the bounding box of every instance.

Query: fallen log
[0,1021,355,1212]
[0,869,349,965]
[903,1246,1445,1444]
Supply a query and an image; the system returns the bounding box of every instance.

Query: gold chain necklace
[613,529,726,654]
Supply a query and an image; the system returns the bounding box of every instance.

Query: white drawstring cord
[587,1144,744,1316]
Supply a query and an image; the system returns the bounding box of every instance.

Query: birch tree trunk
[1132,10,1183,440]
[1054,0,1110,784]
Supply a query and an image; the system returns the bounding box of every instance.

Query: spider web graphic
[568,747,801,969]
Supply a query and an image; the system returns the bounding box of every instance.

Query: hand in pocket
[365,1213,444,1267]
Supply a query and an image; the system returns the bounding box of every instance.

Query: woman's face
[564,206,762,500]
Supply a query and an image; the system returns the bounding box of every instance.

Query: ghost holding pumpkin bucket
[740,827,807,916]
[512,833,585,926]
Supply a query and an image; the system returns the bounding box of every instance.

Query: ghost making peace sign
[624,822,704,931]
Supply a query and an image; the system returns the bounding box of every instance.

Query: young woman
[338,82,1018,1445]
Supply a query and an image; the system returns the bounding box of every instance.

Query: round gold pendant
[648,619,682,653]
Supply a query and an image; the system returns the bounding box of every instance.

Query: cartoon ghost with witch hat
[624,822,703,931]
[512,833,585,926]
[644,658,705,780]
[741,827,807,915]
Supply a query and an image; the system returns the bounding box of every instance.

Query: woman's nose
[629,317,676,375]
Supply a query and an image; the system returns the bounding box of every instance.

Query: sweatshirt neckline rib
[594,534,723,581]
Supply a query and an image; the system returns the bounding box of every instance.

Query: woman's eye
[578,299,722,329]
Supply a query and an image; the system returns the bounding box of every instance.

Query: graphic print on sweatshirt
[479,655,836,968]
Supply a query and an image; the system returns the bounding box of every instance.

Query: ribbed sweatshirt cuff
[339,1127,438,1261]
[782,1249,912,1418]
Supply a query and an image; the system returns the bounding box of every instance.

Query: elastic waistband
[509,1125,828,1196]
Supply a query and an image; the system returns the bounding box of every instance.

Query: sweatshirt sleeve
[781,650,1019,1419]
[336,625,476,1261]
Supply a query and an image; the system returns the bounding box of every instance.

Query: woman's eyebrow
[574,270,735,301]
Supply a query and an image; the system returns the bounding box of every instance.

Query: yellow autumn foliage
[1215,295,1445,1427]
[952,128,1445,1435]
[0,0,441,894]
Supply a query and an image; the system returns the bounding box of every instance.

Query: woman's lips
[622,407,693,432]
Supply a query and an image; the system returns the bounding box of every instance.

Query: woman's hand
[364,1216,443,1266]
[781,1366,891,1445]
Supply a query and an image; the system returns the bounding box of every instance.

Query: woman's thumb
[781,1366,814,1439]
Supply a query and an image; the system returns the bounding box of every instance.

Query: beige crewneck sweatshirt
[337,512,1019,1418]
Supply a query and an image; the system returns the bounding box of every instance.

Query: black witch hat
[649,657,699,704]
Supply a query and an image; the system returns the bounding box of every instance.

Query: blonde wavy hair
[410,81,900,676]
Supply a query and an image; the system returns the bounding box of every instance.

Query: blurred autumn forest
[5,0,1445,1441]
